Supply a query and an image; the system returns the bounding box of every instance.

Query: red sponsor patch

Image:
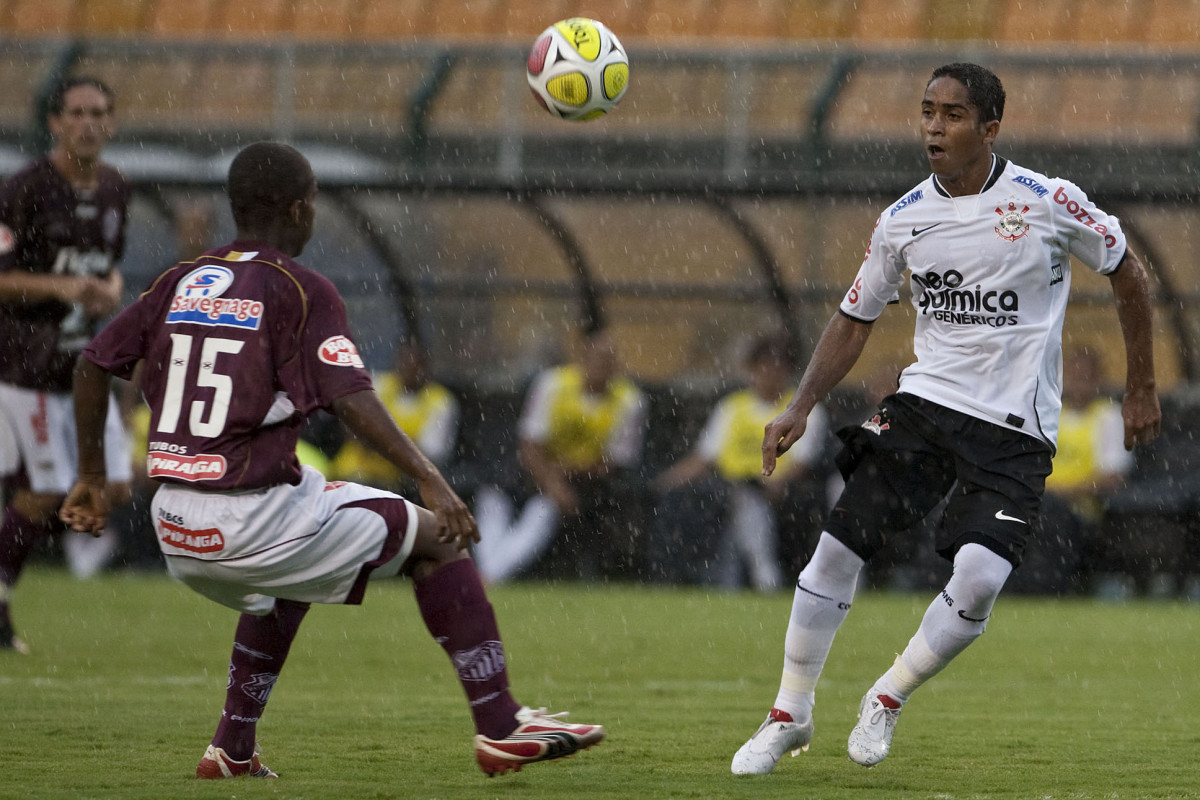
[323,480,349,491]
[158,518,226,553]
[318,335,365,368]
[147,451,228,481]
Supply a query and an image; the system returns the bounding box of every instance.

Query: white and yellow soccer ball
[526,18,629,121]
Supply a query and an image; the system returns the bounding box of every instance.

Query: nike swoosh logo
[994,509,1026,524]
[911,223,941,236]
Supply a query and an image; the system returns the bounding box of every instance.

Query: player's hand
[417,474,479,550]
[60,478,110,536]
[762,406,809,478]
[78,272,122,317]
[1122,385,1162,450]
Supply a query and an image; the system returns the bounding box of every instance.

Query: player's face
[920,76,998,187]
[49,85,113,163]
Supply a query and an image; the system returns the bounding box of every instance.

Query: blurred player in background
[473,323,647,582]
[331,337,460,490]
[654,332,828,591]
[0,77,131,652]
[732,62,1159,774]
[60,142,604,779]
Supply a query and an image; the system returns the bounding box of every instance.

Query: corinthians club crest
[995,201,1031,242]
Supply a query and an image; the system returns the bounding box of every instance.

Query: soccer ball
[526,18,629,121]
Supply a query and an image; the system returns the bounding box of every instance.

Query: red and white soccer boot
[195,744,278,779]
[474,705,606,776]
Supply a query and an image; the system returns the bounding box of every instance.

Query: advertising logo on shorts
[318,335,365,368]
[167,265,264,330]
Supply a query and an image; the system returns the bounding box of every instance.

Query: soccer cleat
[847,692,901,767]
[474,705,605,776]
[195,744,278,779]
[730,708,814,775]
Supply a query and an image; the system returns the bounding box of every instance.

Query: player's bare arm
[518,438,578,514]
[332,389,478,548]
[1108,250,1161,449]
[60,355,114,535]
[762,312,873,477]
[0,271,104,307]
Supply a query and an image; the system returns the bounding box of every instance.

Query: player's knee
[946,543,1012,620]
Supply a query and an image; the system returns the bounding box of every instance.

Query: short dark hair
[48,76,115,115]
[746,332,796,369]
[226,142,313,229]
[929,63,1005,125]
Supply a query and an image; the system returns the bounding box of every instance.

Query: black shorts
[824,393,1053,568]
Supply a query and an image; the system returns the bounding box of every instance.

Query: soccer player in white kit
[61,142,604,779]
[731,63,1161,773]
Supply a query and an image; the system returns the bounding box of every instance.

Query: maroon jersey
[0,157,129,391]
[83,242,373,491]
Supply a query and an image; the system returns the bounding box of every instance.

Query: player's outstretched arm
[762,312,873,477]
[61,356,114,535]
[332,390,478,549]
[1109,251,1161,449]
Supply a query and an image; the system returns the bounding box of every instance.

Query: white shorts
[0,382,132,493]
[152,466,419,615]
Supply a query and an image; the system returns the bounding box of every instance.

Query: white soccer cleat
[730,708,814,775]
[847,692,901,767]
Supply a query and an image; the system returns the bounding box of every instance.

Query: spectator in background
[474,323,647,582]
[0,77,132,652]
[1036,347,1133,596]
[331,338,460,491]
[653,333,828,591]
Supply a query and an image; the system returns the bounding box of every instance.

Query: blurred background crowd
[3,0,1200,600]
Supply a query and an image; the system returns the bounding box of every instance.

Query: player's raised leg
[732,533,863,774]
[847,543,1010,766]
[404,505,604,776]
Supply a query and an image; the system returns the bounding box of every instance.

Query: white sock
[874,543,1012,705]
[773,533,864,722]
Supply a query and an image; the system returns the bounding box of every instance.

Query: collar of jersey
[931,153,1008,198]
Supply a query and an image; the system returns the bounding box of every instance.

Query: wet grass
[2,567,1198,799]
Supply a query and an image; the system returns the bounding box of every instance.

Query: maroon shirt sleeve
[277,269,373,415]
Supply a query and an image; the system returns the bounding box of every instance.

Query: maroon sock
[0,507,50,588]
[211,599,309,760]
[414,558,522,740]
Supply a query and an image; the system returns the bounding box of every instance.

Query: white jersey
[840,156,1127,448]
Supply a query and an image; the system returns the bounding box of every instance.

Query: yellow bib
[331,375,455,484]
[544,365,638,469]
[1047,400,1112,491]
[714,389,794,481]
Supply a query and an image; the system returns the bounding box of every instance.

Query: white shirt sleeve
[605,389,647,468]
[695,398,734,463]
[839,212,905,323]
[517,371,555,444]
[415,396,460,466]
[1050,178,1127,275]
[1093,401,1134,476]
[788,402,830,467]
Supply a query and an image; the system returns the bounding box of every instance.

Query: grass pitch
[2,567,1198,800]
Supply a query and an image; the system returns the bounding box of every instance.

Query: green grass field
[2,567,1198,800]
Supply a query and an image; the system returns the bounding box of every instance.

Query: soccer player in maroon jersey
[0,77,132,653]
[60,142,604,779]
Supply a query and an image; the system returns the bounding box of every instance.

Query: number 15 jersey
[83,242,372,490]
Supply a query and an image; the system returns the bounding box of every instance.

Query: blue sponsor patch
[889,189,924,216]
[1012,175,1048,197]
